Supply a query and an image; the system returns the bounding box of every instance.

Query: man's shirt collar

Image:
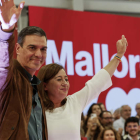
[23,68,41,85]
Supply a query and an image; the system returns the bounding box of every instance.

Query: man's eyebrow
[27,44,47,48]
[27,44,36,47]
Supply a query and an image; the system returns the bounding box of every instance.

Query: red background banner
[28,6,140,115]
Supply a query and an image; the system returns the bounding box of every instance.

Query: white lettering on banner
[75,51,93,76]
[106,87,140,116]
[101,44,109,68]
[93,43,101,74]
[46,40,74,75]
[46,39,139,78]
[128,55,140,78]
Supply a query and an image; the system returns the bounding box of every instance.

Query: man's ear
[16,43,21,55]
[44,82,48,90]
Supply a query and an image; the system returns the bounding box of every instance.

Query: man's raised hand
[0,0,25,31]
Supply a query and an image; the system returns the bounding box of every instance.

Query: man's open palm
[0,0,25,30]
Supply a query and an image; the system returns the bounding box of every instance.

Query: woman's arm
[104,35,127,77]
[69,35,127,111]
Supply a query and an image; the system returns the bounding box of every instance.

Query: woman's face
[103,130,115,140]
[92,105,101,116]
[44,69,70,101]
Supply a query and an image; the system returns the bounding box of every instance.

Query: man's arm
[0,28,14,90]
[0,0,24,90]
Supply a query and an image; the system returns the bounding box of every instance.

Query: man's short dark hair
[99,111,111,118]
[18,26,47,47]
[125,117,139,134]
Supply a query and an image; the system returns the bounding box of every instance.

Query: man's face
[126,122,139,137]
[136,104,140,116]
[16,35,47,75]
[121,106,131,120]
[100,112,113,127]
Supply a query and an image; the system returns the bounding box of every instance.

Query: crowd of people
[80,103,140,140]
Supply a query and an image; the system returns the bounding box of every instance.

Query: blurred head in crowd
[99,126,120,140]
[98,103,106,111]
[83,116,101,139]
[99,111,113,127]
[88,117,98,131]
[120,105,131,120]
[113,108,120,121]
[135,103,140,117]
[83,116,98,133]
[87,103,102,118]
[125,117,140,137]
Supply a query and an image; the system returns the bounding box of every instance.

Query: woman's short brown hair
[37,63,67,111]
[98,126,121,140]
